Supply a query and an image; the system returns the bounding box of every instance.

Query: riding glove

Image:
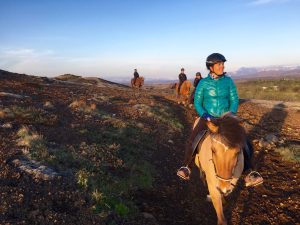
[202,113,215,121]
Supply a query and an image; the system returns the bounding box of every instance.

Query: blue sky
[1,0,300,80]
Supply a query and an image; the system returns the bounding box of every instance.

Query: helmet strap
[210,71,218,79]
[210,67,226,79]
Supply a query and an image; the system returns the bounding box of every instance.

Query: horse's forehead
[211,137,229,151]
[211,137,240,153]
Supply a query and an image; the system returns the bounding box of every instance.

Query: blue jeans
[243,139,253,171]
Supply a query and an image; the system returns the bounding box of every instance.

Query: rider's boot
[243,140,264,187]
[177,118,207,180]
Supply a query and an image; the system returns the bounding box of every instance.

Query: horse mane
[211,114,246,148]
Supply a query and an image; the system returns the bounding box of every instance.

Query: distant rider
[178,68,187,95]
[190,72,202,104]
[133,69,140,86]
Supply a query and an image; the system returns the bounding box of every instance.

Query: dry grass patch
[16,126,49,160]
[0,107,15,119]
[69,100,97,113]
[275,144,300,162]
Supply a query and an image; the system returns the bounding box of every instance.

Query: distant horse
[131,77,144,89]
[175,80,192,106]
[194,114,246,225]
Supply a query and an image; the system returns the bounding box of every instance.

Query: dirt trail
[133,91,300,225]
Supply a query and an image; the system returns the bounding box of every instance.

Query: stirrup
[177,166,191,180]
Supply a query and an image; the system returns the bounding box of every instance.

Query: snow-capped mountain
[230,65,300,80]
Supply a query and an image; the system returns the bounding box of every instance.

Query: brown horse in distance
[131,77,144,89]
[175,80,192,106]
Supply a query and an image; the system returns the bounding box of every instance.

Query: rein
[209,158,235,182]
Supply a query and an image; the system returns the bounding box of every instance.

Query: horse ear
[207,121,219,133]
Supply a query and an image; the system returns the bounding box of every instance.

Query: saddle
[191,129,208,183]
[191,129,208,157]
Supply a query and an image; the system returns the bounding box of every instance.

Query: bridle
[209,137,240,184]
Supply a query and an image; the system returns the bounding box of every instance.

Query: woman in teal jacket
[177,53,263,187]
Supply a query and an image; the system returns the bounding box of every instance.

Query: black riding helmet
[206,53,227,70]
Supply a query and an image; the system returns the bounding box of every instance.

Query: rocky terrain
[0,70,299,225]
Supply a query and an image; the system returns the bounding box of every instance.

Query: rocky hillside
[0,69,299,225]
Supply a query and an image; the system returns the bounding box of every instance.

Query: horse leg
[177,94,181,104]
[207,183,227,225]
[182,95,187,106]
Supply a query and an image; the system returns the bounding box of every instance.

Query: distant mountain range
[230,65,300,80]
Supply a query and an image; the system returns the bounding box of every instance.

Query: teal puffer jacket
[194,74,238,117]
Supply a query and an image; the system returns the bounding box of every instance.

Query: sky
[1,0,300,80]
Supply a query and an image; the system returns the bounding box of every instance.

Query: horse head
[207,113,246,195]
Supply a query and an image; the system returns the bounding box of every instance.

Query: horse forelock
[211,116,246,149]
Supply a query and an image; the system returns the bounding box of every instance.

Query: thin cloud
[0,48,64,75]
[0,48,127,77]
[0,48,186,78]
[2,48,55,58]
[249,0,291,5]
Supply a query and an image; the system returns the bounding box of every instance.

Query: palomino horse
[131,77,144,88]
[194,114,246,225]
[175,80,192,106]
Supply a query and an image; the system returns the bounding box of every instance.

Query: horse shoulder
[198,136,212,170]
[198,136,218,182]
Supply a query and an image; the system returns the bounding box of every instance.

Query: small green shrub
[129,162,154,189]
[114,202,130,217]
[16,126,49,160]
[49,147,78,170]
